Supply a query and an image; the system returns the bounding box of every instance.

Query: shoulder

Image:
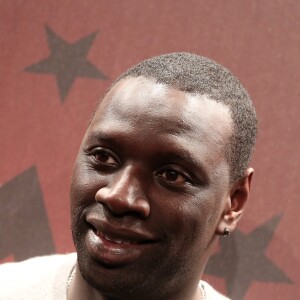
[0,253,76,300]
[200,281,231,300]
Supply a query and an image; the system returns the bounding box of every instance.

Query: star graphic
[0,167,55,262]
[25,26,107,102]
[205,215,292,299]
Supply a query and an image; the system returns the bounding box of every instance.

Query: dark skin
[69,76,253,300]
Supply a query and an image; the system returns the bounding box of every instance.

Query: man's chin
[77,252,152,299]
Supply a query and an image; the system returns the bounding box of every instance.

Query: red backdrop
[1,1,299,299]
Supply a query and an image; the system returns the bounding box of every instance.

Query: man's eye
[157,169,189,185]
[92,149,118,166]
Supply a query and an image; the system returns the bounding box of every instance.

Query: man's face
[70,76,233,299]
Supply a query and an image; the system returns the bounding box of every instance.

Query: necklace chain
[67,267,76,291]
[199,283,207,300]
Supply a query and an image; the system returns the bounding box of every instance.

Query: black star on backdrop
[25,26,107,102]
[0,167,55,262]
[205,215,292,300]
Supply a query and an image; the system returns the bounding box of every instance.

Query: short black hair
[111,52,258,182]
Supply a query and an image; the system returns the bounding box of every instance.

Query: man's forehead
[92,76,233,142]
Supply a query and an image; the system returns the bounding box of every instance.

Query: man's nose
[95,166,150,218]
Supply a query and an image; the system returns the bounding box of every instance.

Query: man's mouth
[83,216,159,266]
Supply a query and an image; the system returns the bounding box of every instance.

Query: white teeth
[96,231,137,244]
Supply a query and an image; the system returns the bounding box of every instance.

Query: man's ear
[216,168,254,235]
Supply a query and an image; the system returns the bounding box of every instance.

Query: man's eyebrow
[85,130,122,146]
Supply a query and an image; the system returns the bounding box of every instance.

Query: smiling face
[70,76,234,299]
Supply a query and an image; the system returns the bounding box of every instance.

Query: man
[0,52,257,300]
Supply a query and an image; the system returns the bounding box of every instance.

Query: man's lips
[83,208,163,267]
[85,213,158,246]
[84,212,160,266]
